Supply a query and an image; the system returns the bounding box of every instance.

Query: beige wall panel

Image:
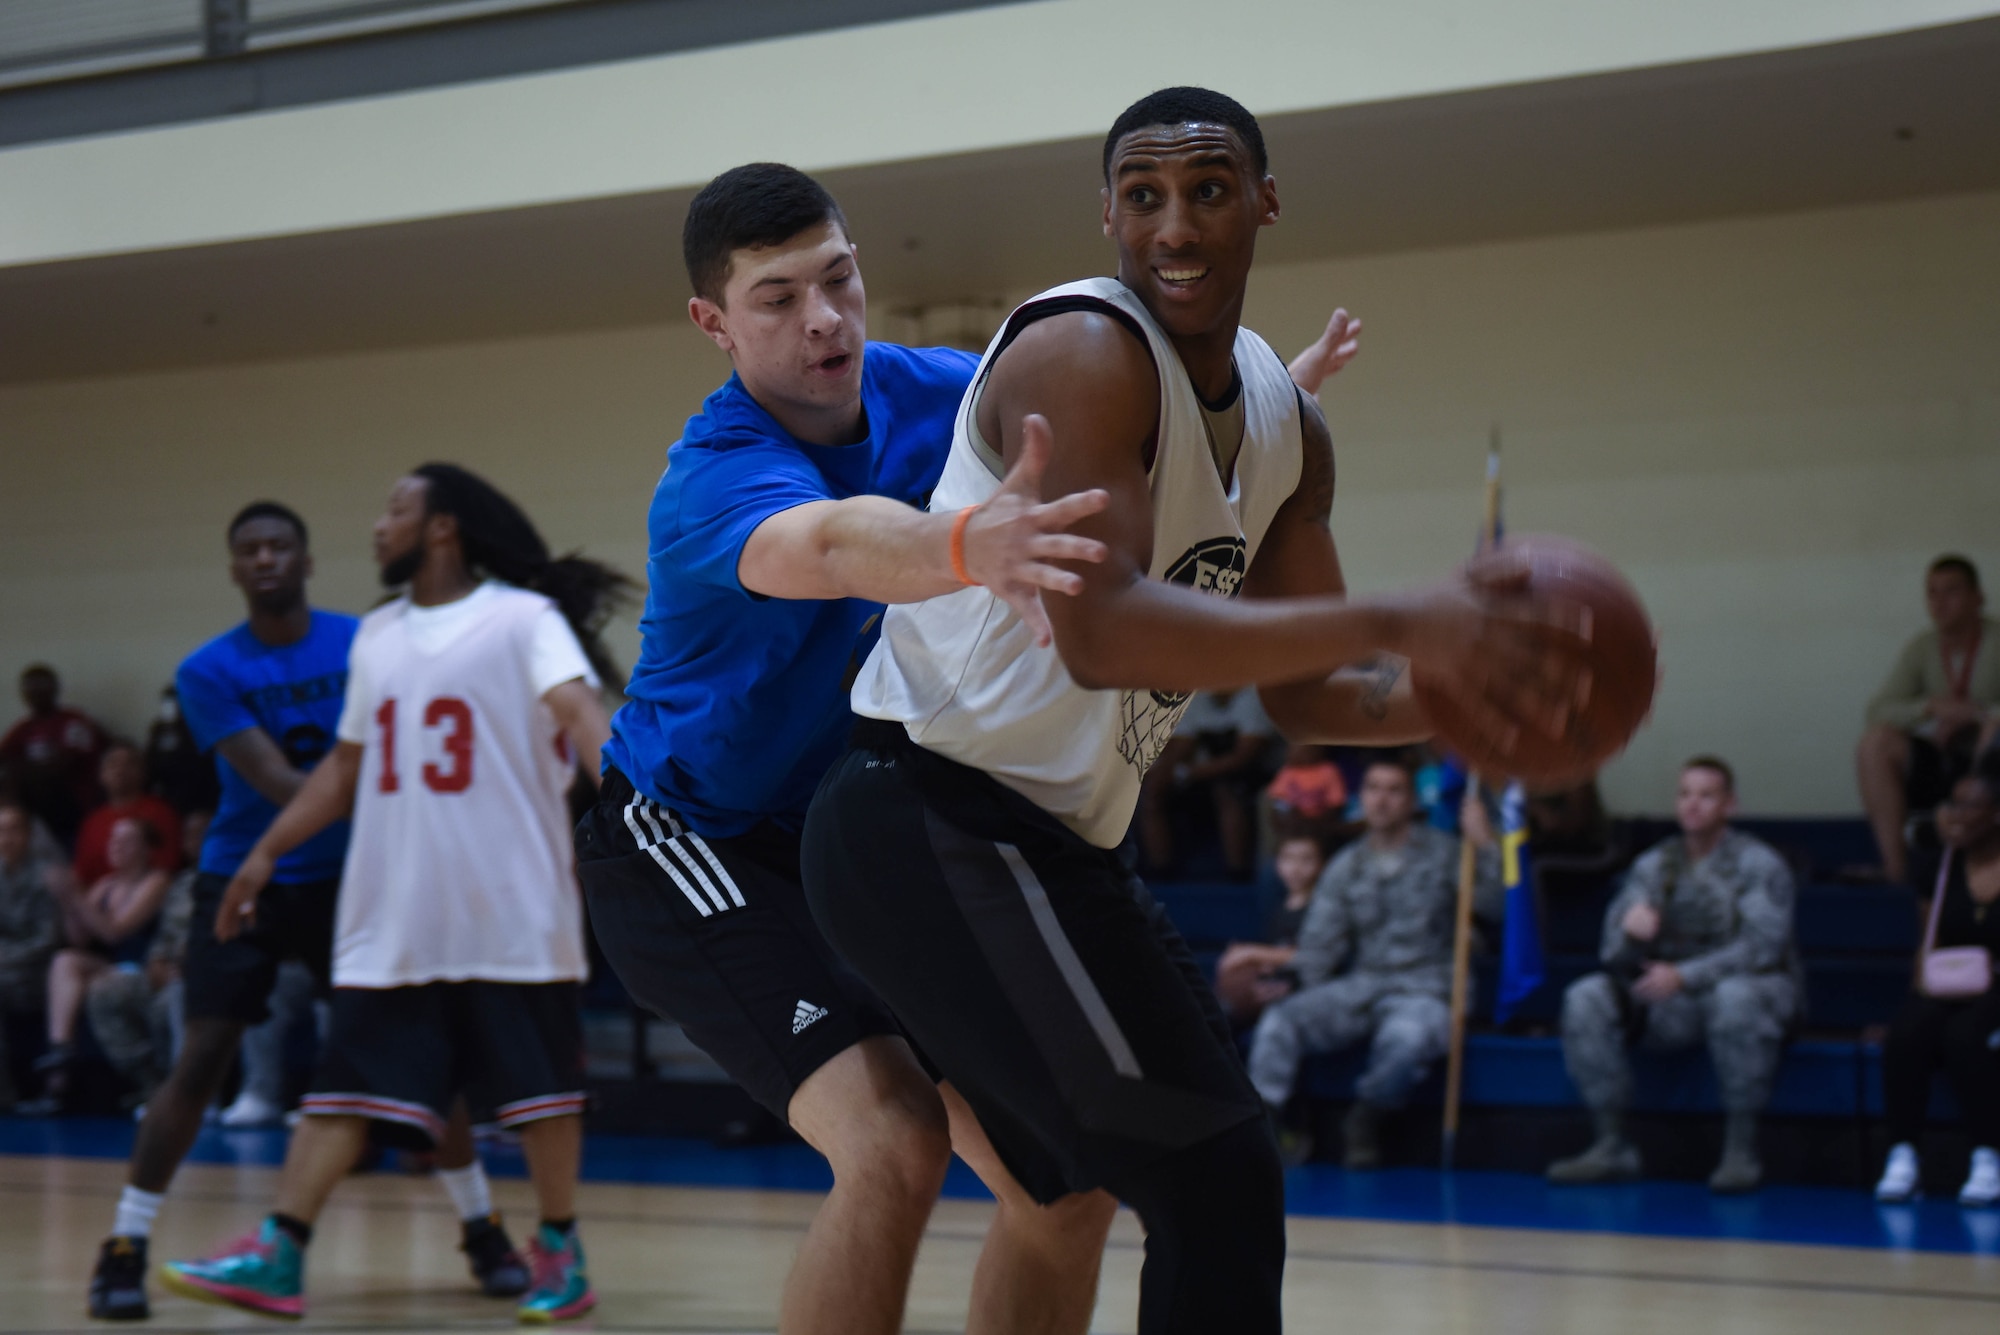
[3,0,1992,267]
[1240,190,2000,814]
[0,323,733,739]
[4,190,1996,815]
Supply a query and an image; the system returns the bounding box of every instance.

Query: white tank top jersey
[332,582,598,988]
[852,276,1305,848]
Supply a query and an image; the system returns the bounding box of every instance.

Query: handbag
[1920,849,1994,999]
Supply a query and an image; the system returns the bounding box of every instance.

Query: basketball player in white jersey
[161,464,624,1324]
[803,88,1594,1333]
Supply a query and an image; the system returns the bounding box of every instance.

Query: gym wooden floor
[5,1154,1997,1334]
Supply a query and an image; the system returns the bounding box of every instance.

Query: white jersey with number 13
[333,581,597,988]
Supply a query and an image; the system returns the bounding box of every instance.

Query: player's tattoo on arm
[1358,654,1407,721]
[1295,388,1336,530]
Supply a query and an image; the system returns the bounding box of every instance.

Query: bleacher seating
[1146,816,1943,1133]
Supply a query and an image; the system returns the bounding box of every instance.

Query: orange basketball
[1411,533,1657,788]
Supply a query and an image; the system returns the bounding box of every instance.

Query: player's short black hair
[683,163,850,305]
[227,501,308,550]
[1102,86,1267,182]
[1929,554,1981,590]
[1683,754,1735,793]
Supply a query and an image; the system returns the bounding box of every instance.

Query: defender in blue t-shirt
[575,165,1127,1334]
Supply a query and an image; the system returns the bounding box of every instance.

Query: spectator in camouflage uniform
[1248,758,1492,1168]
[1548,756,1801,1193]
[1,802,64,1106]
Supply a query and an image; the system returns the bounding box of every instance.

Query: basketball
[1412,533,1657,787]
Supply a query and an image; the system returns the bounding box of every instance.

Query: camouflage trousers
[84,970,178,1094]
[1560,971,1799,1114]
[1249,971,1450,1109]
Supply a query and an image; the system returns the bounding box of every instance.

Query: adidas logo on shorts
[792,1000,830,1035]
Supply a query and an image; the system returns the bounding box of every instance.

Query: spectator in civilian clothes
[1,666,108,846]
[85,810,210,1106]
[1215,830,1328,1025]
[26,816,173,1112]
[0,802,64,1108]
[1874,765,2000,1207]
[73,742,182,890]
[1138,688,1278,879]
[1858,556,2000,884]
[144,688,220,817]
[1548,756,1802,1194]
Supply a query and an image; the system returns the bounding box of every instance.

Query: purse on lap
[1920,850,1994,1000]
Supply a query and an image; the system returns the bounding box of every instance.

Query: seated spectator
[1138,688,1277,879]
[1215,829,1328,1025]
[0,802,63,1108]
[1247,759,1486,1168]
[1857,556,2000,883]
[1547,756,1801,1194]
[1873,765,2000,1207]
[27,816,173,1112]
[1266,745,1347,824]
[73,742,182,890]
[84,810,209,1108]
[143,687,220,818]
[0,665,108,846]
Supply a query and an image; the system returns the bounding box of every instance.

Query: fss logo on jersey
[1164,537,1247,598]
[1117,536,1250,773]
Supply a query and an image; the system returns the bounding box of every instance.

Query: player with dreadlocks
[162,464,630,1324]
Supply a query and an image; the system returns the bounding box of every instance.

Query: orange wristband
[949,506,981,587]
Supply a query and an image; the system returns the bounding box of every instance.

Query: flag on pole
[1493,779,1545,1022]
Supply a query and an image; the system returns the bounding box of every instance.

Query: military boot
[1708,1112,1763,1194]
[1342,1101,1385,1170]
[1546,1111,1641,1184]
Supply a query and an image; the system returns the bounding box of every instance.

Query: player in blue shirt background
[577,162,1362,1335]
[88,503,530,1321]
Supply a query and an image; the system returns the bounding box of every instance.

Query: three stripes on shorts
[622,795,745,917]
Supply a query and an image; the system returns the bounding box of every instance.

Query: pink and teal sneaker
[517,1223,595,1323]
[158,1217,305,1320]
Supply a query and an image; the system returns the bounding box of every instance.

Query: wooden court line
[9,1174,1998,1311]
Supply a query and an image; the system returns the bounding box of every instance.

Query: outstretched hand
[214,849,276,942]
[960,413,1110,646]
[1287,308,1362,397]
[1400,549,1596,761]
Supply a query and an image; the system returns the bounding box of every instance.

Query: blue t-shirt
[604,342,980,837]
[176,610,359,882]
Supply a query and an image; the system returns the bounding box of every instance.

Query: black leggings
[1883,989,2000,1145]
[1107,1115,1287,1334]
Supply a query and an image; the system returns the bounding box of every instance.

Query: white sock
[436,1162,493,1223]
[113,1186,165,1239]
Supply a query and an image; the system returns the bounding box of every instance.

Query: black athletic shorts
[302,980,585,1150]
[575,766,904,1122]
[802,721,1265,1204]
[182,873,337,1023]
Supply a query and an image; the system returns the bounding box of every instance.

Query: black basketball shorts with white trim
[575,766,904,1121]
[302,980,586,1151]
[802,720,1267,1205]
